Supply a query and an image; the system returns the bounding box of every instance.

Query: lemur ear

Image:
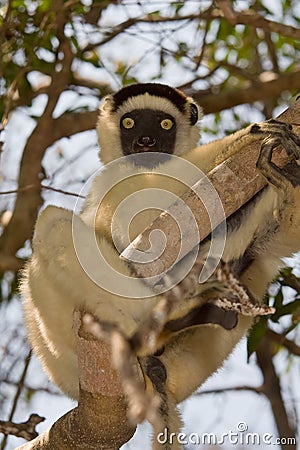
[189,103,199,126]
[100,95,114,113]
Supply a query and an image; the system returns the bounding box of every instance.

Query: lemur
[21,83,300,449]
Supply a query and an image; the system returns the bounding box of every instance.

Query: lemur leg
[141,355,182,450]
[128,259,239,357]
[129,257,274,359]
[81,262,242,440]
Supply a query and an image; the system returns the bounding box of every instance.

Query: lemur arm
[123,115,300,281]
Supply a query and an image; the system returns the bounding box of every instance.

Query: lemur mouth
[129,151,173,168]
[141,146,153,152]
[133,143,159,154]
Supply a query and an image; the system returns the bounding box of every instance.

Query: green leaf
[25,387,34,402]
[11,0,26,7]
[38,0,52,13]
[247,316,268,358]
[271,296,300,322]
[172,2,184,14]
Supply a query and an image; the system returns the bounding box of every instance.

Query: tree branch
[279,271,300,294]
[0,0,74,270]
[15,312,135,450]
[0,415,45,442]
[192,70,300,114]
[228,10,300,40]
[52,111,98,141]
[256,335,296,448]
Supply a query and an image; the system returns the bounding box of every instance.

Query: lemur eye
[122,117,135,129]
[160,118,173,130]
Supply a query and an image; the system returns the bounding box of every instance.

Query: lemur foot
[251,119,300,188]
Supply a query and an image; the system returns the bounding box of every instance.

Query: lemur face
[120,108,177,167]
[97,83,202,168]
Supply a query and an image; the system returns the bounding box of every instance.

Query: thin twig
[0,184,85,199]
[266,329,300,357]
[0,349,32,450]
[195,384,264,396]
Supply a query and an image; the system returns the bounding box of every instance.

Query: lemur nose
[137,136,156,147]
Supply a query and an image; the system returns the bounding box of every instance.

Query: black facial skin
[120,109,177,168]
